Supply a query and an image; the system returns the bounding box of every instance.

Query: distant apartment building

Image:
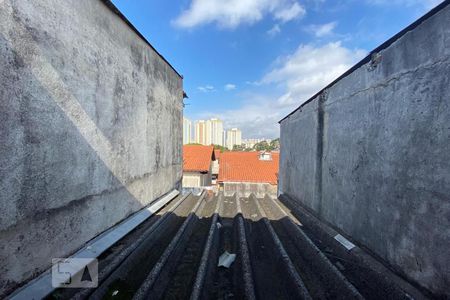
[210,118,224,146]
[192,118,242,149]
[226,128,242,150]
[205,120,212,145]
[242,138,268,148]
[183,145,216,187]
[218,151,279,198]
[222,130,227,146]
[194,118,224,146]
[242,138,257,149]
[195,120,206,145]
[183,117,192,145]
[242,138,274,149]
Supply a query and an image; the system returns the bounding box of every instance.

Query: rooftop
[218,151,279,184]
[183,145,215,173]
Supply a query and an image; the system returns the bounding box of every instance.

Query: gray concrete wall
[279,4,450,297]
[0,0,183,295]
[182,162,213,188]
[182,172,212,187]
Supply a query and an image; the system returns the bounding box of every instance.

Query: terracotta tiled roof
[183,145,215,172]
[218,152,279,185]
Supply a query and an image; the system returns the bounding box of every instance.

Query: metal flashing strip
[334,234,356,251]
[8,190,179,300]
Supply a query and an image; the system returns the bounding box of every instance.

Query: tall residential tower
[195,120,206,145]
[226,128,242,150]
[194,118,224,146]
[183,117,192,145]
[210,118,224,146]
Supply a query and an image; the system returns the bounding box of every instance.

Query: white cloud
[198,42,367,138]
[199,93,284,138]
[274,2,306,22]
[267,24,282,36]
[263,41,367,107]
[305,21,337,37]
[224,83,237,91]
[245,80,262,86]
[173,0,305,29]
[197,85,215,92]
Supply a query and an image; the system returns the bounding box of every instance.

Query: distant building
[183,145,216,187]
[195,120,206,145]
[242,138,274,149]
[218,151,279,198]
[242,138,257,149]
[222,130,227,147]
[193,118,224,146]
[193,119,241,149]
[210,118,224,146]
[242,138,265,149]
[183,117,192,145]
[205,120,212,145]
[226,128,242,150]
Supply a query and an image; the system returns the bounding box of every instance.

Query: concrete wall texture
[279,3,450,297]
[223,182,277,198]
[0,0,183,295]
[182,172,211,188]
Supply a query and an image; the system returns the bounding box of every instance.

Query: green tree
[232,144,246,151]
[254,140,270,151]
[213,144,229,152]
[253,139,280,151]
[270,138,280,151]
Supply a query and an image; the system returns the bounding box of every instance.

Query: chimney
[259,151,272,161]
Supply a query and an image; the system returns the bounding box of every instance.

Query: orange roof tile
[183,145,215,172]
[218,151,279,185]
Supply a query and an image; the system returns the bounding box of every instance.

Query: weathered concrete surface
[0,0,183,296]
[223,182,277,198]
[279,3,450,297]
[182,172,212,187]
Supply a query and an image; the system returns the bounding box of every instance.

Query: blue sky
[111,0,442,139]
